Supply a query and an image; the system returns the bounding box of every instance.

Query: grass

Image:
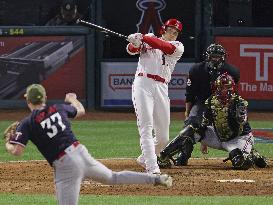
[0,194,273,205]
[0,120,272,204]
[0,120,272,161]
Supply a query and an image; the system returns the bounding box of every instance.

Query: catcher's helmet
[160,18,182,34]
[213,73,235,105]
[205,43,226,70]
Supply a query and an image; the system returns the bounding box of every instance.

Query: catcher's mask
[213,73,235,105]
[205,43,226,70]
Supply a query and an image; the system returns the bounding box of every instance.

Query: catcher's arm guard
[3,121,20,142]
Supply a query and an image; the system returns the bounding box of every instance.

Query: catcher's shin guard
[160,125,195,161]
[229,148,253,170]
[175,132,196,166]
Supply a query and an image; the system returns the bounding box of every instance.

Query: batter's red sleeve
[142,36,176,55]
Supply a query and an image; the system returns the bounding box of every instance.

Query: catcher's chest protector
[210,96,243,141]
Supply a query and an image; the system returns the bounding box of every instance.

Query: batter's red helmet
[160,18,183,34]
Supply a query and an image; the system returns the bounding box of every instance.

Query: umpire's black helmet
[205,43,226,70]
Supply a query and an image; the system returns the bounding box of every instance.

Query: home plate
[217,179,255,183]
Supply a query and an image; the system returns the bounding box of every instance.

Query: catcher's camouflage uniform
[198,94,254,169]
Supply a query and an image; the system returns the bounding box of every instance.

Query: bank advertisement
[101,62,194,108]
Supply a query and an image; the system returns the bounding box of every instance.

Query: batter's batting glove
[127,33,143,47]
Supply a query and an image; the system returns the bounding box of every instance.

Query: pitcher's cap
[24,84,46,105]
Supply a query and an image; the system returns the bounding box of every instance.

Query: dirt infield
[0,158,272,196]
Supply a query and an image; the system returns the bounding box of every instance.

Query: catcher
[158,73,267,170]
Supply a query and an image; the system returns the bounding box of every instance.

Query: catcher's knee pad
[229,148,253,170]
[184,116,201,128]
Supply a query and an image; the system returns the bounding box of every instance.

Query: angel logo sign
[136,0,166,36]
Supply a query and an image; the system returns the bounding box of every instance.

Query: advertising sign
[101,62,193,108]
[0,36,86,100]
[216,36,273,100]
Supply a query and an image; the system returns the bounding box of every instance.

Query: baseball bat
[76,19,128,40]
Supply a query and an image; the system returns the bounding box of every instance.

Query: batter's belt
[138,73,166,83]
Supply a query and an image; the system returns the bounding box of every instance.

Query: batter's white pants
[53,144,158,205]
[132,76,170,173]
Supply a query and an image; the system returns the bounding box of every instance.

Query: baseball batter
[126,19,184,174]
[5,84,172,205]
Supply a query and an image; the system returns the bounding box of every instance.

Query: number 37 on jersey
[40,112,66,138]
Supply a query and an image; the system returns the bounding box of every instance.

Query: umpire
[185,43,240,126]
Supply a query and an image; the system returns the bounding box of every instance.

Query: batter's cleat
[136,155,146,169]
[251,149,268,168]
[155,174,173,188]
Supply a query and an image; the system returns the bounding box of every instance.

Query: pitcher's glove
[3,121,19,142]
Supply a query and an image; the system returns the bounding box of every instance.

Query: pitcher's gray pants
[53,144,158,205]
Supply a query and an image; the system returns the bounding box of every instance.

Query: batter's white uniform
[127,33,184,173]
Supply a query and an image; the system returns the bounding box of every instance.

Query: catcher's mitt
[3,121,19,142]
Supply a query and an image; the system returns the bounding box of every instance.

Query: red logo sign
[216,36,273,100]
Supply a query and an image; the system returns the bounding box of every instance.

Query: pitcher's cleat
[154,174,173,188]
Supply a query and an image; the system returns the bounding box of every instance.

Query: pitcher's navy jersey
[10,104,78,165]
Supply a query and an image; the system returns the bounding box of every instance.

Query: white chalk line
[217,179,255,183]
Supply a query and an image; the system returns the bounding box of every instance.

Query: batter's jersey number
[162,54,165,65]
[40,112,66,138]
